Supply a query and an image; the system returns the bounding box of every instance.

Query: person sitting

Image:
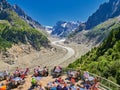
[37,66,43,76]
[24,67,29,76]
[34,68,38,77]
[54,66,62,73]
[43,66,49,76]
[60,79,65,84]
[57,84,62,90]
[52,66,62,78]
[83,71,89,81]
[76,70,81,80]
[16,67,20,72]
[57,77,62,83]
[84,81,91,90]
[3,70,9,80]
[0,83,7,90]
[14,70,20,77]
[90,78,99,90]
[38,82,44,90]
[50,82,57,90]
[62,83,68,90]
[31,77,38,89]
[45,82,52,90]
[67,70,73,80]
[70,77,75,86]
[67,70,77,80]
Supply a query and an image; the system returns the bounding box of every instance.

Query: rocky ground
[0,38,91,72]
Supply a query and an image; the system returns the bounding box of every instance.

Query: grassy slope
[68,27,120,85]
[0,9,49,51]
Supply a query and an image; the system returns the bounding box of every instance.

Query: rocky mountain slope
[67,0,120,46]
[51,21,80,37]
[0,0,49,64]
[67,16,120,46]
[68,26,120,85]
[86,0,120,29]
[12,4,43,30]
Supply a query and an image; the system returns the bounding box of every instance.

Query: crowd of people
[0,66,100,90]
[0,67,29,89]
[33,66,49,77]
[45,70,99,90]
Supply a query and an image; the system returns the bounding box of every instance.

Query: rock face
[86,0,120,29]
[2,44,33,65]
[12,4,43,29]
[0,0,11,10]
[51,21,80,37]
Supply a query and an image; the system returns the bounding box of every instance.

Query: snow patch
[61,23,67,27]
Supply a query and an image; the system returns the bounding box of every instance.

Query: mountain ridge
[67,0,120,46]
[67,15,120,46]
[86,0,120,29]
[51,21,80,37]
[12,4,43,30]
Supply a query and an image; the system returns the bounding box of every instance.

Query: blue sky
[8,0,108,26]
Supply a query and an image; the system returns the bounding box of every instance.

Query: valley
[0,0,120,89]
[0,37,90,72]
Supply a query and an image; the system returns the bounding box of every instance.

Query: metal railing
[63,68,120,90]
[89,72,120,90]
